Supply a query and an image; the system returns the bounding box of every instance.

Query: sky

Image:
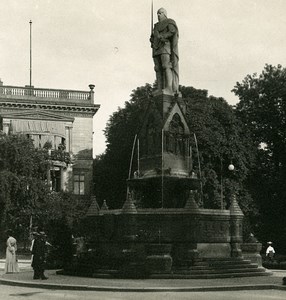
[0,0,286,156]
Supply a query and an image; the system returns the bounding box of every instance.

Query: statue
[150,8,179,95]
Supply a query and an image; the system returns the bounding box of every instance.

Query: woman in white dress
[4,229,20,273]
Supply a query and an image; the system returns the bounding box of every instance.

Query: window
[74,172,85,195]
[51,169,61,192]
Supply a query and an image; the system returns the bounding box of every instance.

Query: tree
[0,134,49,221]
[233,64,286,252]
[0,133,86,257]
[94,84,152,208]
[180,88,259,239]
[38,191,85,268]
[94,84,257,235]
[0,133,51,251]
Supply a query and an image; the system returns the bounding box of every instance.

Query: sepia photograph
[0,0,286,299]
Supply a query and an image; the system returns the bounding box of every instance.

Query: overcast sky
[1,0,286,156]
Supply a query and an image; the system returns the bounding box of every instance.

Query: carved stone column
[229,194,244,257]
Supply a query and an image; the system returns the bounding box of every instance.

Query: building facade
[0,80,100,199]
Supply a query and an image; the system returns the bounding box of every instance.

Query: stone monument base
[64,207,269,278]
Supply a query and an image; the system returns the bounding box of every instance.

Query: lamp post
[228,163,244,257]
[228,163,237,198]
[228,163,235,172]
[220,162,235,210]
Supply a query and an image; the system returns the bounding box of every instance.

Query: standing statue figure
[150,8,179,95]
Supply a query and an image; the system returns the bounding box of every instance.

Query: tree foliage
[0,133,86,255]
[181,87,257,221]
[94,84,152,208]
[94,84,257,234]
[0,133,49,227]
[233,64,286,251]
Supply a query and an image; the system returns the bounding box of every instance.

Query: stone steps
[174,266,266,275]
[67,257,270,279]
[149,270,272,279]
[207,259,252,264]
[92,270,272,279]
[171,257,269,278]
[183,263,259,271]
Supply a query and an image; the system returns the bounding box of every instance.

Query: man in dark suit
[31,231,48,280]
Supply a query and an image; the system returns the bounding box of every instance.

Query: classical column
[61,167,66,191]
[69,127,73,153]
[65,126,70,152]
[65,125,73,153]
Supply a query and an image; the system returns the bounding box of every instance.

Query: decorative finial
[100,200,109,211]
[89,84,95,91]
[122,190,137,214]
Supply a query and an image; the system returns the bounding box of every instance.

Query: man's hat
[267,241,272,244]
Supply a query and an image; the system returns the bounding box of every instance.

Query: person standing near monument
[266,241,275,262]
[31,230,48,280]
[150,7,179,95]
[4,229,19,274]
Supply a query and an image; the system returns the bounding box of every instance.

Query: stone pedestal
[145,244,173,274]
[241,242,262,266]
[119,247,146,278]
[231,242,242,258]
[173,243,199,267]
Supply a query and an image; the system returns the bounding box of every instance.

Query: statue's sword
[151,0,153,35]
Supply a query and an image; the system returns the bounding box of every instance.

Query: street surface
[0,285,285,300]
[1,261,286,299]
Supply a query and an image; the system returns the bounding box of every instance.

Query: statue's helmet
[157,7,167,18]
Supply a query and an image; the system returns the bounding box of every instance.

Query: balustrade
[50,149,71,164]
[0,85,93,102]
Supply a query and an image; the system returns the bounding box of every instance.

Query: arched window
[167,113,185,155]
